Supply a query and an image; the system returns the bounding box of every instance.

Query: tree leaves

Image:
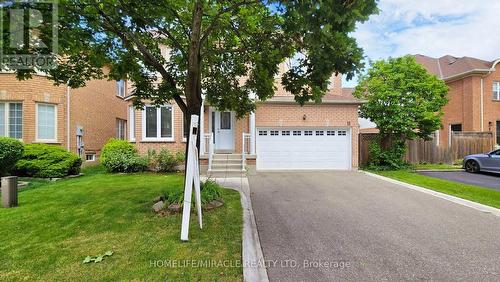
[82,251,114,264]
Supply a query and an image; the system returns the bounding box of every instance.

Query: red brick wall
[0,73,128,159]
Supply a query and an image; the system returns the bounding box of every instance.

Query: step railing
[242,133,251,171]
[204,133,214,171]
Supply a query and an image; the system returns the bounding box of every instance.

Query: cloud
[343,0,500,87]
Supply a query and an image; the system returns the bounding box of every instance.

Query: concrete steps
[208,154,245,177]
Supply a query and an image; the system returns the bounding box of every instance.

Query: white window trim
[116,80,126,98]
[128,106,135,141]
[0,102,23,140]
[35,103,58,143]
[141,104,175,142]
[85,154,96,162]
[494,81,500,101]
[116,118,126,140]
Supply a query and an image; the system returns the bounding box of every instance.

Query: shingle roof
[414,54,493,80]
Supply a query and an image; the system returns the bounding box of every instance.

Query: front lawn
[376,170,500,209]
[0,167,243,281]
[412,163,462,170]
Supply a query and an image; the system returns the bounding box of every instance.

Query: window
[36,103,57,141]
[281,131,290,136]
[327,130,335,136]
[304,130,313,136]
[220,112,231,129]
[315,130,324,136]
[293,130,301,136]
[143,105,173,141]
[338,130,347,136]
[128,106,135,141]
[258,130,267,136]
[493,81,500,100]
[270,130,279,136]
[116,118,126,140]
[116,80,126,98]
[85,154,96,162]
[450,124,462,132]
[0,102,23,139]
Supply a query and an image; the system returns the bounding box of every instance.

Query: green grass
[0,167,243,281]
[412,163,462,170]
[376,170,500,208]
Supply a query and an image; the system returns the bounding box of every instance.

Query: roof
[414,54,497,81]
[262,87,364,105]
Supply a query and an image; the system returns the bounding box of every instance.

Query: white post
[180,115,203,242]
[249,111,256,155]
[199,99,205,155]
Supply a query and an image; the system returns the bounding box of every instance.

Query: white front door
[214,111,234,151]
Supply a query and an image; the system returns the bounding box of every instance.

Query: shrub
[367,139,409,171]
[200,179,222,204]
[102,151,148,173]
[0,137,24,176]
[147,149,185,172]
[100,138,136,164]
[164,180,223,206]
[101,139,147,173]
[14,144,82,178]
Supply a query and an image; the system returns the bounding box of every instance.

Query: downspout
[480,78,484,131]
[66,83,71,151]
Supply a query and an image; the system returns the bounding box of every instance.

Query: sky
[343,0,500,88]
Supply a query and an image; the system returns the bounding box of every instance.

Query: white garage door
[256,128,351,170]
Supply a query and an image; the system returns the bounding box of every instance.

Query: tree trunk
[183,0,204,174]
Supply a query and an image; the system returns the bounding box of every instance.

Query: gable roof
[414,54,496,81]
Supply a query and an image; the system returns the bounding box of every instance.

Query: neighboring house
[415,55,500,147]
[126,69,363,171]
[0,73,128,162]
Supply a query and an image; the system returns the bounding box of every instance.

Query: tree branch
[200,0,260,44]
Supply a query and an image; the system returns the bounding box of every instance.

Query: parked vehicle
[463,149,500,174]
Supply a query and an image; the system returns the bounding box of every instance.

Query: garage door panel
[256,128,351,170]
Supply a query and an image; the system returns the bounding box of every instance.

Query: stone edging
[362,170,500,217]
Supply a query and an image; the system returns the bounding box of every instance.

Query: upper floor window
[0,102,23,139]
[142,105,173,141]
[116,118,126,140]
[116,80,126,98]
[493,81,500,101]
[36,103,57,141]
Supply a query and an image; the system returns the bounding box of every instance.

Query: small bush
[14,144,82,178]
[367,139,409,171]
[164,180,223,206]
[200,179,222,204]
[147,149,185,172]
[100,138,136,164]
[0,137,24,176]
[102,151,148,173]
[101,139,147,173]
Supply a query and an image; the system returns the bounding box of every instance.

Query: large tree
[3,0,377,143]
[353,56,449,168]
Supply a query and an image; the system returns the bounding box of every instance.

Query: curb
[362,171,500,217]
[414,169,463,172]
[207,177,269,282]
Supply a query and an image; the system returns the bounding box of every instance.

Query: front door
[214,111,234,151]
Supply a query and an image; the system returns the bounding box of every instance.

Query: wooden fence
[359,131,495,166]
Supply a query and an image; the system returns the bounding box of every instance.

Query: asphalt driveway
[418,171,500,191]
[248,171,500,281]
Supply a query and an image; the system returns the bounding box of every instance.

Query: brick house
[0,73,128,162]
[126,67,363,172]
[415,55,500,147]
